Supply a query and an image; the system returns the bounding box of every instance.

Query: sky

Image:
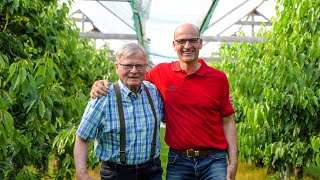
[66,0,276,64]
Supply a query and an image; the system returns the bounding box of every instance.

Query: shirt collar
[170,58,209,76]
[117,80,142,98]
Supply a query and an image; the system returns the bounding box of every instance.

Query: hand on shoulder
[90,80,110,99]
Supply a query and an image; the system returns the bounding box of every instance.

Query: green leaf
[28,74,36,91]
[20,67,27,82]
[297,53,305,67]
[4,63,17,87]
[21,79,30,96]
[3,111,14,138]
[12,74,20,91]
[311,136,320,152]
[26,99,36,113]
[302,99,308,109]
[53,106,63,116]
[305,64,313,77]
[254,108,264,126]
[1,54,9,64]
[39,100,45,118]
[0,55,6,71]
[316,154,320,166]
[26,112,37,125]
[45,96,53,107]
[35,76,45,87]
[12,67,27,91]
[36,65,46,77]
[1,89,13,105]
[0,122,8,155]
[35,58,45,69]
[47,66,55,81]
[310,10,317,32]
[44,108,52,121]
[13,0,20,10]
[312,96,319,106]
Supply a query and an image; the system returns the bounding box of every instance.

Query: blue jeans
[166,150,227,180]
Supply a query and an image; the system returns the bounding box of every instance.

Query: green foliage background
[1,0,320,179]
[0,0,117,178]
[213,0,320,176]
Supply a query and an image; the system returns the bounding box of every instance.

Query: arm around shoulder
[90,80,110,99]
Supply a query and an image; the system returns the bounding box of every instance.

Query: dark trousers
[100,157,163,180]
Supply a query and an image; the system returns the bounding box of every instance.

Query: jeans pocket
[168,151,178,164]
[209,151,228,160]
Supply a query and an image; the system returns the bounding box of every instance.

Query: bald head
[172,23,202,64]
[174,23,200,39]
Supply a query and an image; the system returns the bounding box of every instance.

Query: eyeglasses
[118,63,148,71]
[174,38,200,45]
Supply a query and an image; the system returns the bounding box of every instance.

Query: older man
[74,43,163,180]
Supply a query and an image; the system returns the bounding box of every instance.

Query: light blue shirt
[76,80,163,164]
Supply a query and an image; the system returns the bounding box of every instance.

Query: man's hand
[226,162,238,180]
[90,80,110,99]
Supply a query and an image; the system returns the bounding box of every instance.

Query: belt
[170,148,224,157]
[103,157,159,170]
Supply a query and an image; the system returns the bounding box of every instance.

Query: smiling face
[115,44,148,93]
[173,23,203,63]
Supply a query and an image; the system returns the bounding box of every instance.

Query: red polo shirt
[145,59,235,150]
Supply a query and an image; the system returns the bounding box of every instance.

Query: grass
[304,163,320,180]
